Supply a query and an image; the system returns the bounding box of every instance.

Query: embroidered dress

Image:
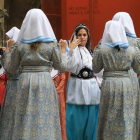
[0,9,67,140]
[0,69,20,139]
[0,26,20,139]
[93,45,140,140]
[126,36,140,140]
[94,21,140,140]
[113,13,140,138]
[0,42,67,140]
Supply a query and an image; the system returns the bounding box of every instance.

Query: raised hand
[8,39,15,50]
[69,37,81,50]
[59,39,67,54]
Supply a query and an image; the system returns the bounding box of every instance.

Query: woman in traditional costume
[112,12,140,89]
[93,20,140,140]
[51,68,67,140]
[0,9,67,140]
[113,13,140,138]
[66,24,100,140]
[0,27,20,139]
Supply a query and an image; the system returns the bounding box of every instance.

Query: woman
[113,13,140,138]
[0,27,20,139]
[51,68,67,140]
[0,63,7,107]
[112,12,139,87]
[66,24,100,140]
[112,12,138,47]
[93,20,140,140]
[0,9,67,140]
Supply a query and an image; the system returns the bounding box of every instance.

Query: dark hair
[115,45,120,51]
[0,64,2,69]
[30,42,39,51]
[74,24,93,55]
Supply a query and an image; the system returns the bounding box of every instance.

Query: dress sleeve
[66,47,79,73]
[4,42,20,73]
[131,47,140,74]
[92,45,103,73]
[52,42,67,73]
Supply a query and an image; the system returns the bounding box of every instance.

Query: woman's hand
[8,39,15,50]
[0,47,7,52]
[59,39,67,54]
[69,37,81,50]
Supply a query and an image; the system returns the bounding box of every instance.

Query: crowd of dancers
[0,8,140,140]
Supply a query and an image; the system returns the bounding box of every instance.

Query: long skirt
[0,72,62,140]
[97,76,139,140]
[129,69,140,138]
[58,91,67,140]
[66,104,99,140]
[0,80,18,139]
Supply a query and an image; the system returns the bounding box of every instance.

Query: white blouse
[66,46,101,105]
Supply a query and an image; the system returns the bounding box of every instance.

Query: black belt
[70,67,94,79]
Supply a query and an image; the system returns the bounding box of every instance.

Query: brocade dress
[0,41,67,140]
[93,44,140,140]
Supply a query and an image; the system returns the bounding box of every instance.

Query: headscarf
[101,20,129,49]
[112,12,137,38]
[17,9,57,43]
[6,27,20,42]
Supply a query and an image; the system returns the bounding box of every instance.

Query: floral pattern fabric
[93,44,140,140]
[0,41,67,140]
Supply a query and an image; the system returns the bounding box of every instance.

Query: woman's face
[77,28,88,47]
[5,35,10,44]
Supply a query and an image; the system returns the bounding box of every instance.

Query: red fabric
[0,73,7,106]
[53,73,67,140]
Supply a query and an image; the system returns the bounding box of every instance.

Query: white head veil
[17,9,57,43]
[6,27,20,42]
[101,20,129,48]
[112,12,137,38]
